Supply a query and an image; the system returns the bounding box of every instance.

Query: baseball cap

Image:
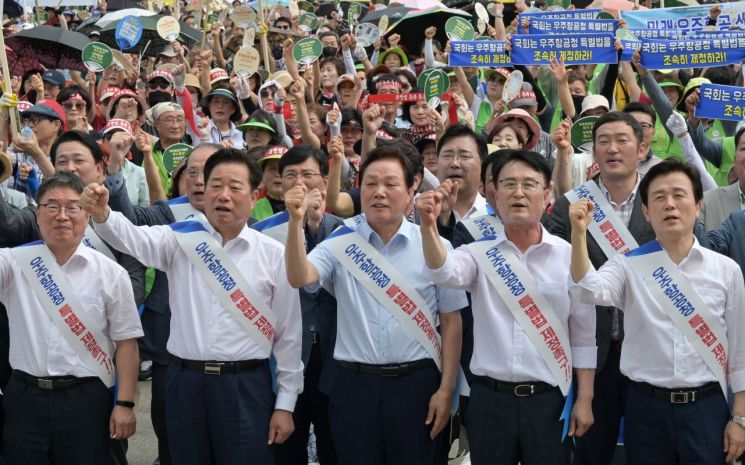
[677,77,711,112]
[258,145,288,166]
[146,70,175,85]
[484,68,511,82]
[158,44,179,58]
[21,99,67,129]
[100,86,121,102]
[580,94,610,116]
[209,68,230,86]
[102,119,133,136]
[237,117,277,133]
[336,74,356,92]
[509,83,538,109]
[42,70,65,87]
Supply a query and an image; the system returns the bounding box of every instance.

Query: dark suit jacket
[547,180,655,372]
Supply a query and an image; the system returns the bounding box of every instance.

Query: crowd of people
[0,0,745,464]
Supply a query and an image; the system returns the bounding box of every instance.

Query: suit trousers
[151,362,171,465]
[165,362,274,465]
[467,378,571,465]
[3,372,111,465]
[573,341,628,465]
[329,362,441,465]
[274,342,336,465]
[624,382,728,465]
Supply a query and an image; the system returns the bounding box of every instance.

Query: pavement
[127,380,158,465]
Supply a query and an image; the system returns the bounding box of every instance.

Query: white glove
[235,76,251,100]
[666,111,688,138]
[172,64,186,90]
[353,44,368,62]
[326,103,341,137]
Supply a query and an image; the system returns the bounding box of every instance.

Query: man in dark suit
[548,112,655,465]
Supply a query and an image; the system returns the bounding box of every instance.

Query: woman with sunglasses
[57,86,96,133]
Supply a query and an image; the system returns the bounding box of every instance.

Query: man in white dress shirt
[284,143,467,465]
[82,148,303,465]
[570,159,745,464]
[419,149,596,465]
[0,172,142,465]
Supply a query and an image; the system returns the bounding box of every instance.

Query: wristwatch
[730,415,745,429]
[116,400,136,409]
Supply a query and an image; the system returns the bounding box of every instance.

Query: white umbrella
[95,8,158,29]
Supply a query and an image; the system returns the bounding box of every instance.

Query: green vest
[252,197,275,221]
[705,119,735,187]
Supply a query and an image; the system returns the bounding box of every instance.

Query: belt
[631,381,721,404]
[170,356,268,375]
[12,370,97,390]
[338,359,435,377]
[474,376,558,397]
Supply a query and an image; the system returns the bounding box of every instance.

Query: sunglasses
[63,101,86,110]
[148,81,171,90]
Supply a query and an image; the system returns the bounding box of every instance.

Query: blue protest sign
[689,30,745,40]
[527,18,617,35]
[619,39,640,62]
[695,83,745,122]
[628,28,686,40]
[510,34,617,66]
[115,16,143,51]
[519,8,601,21]
[449,41,511,67]
[640,37,745,70]
[621,4,745,32]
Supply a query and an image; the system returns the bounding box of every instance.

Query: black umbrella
[386,7,472,53]
[4,0,22,18]
[99,14,203,58]
[107,0,146,11]
[5,26,91,72]
[75,14,102,36]
[360,6,412,26]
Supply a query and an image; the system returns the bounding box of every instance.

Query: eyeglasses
[38,203,83,217]
[63,101,86,111]
[186,167,202,179]
[24,116,49,126]
[497,178,545,193]
[159,116,186,125]
[440,152,475,162]
[281,171,322,181]
[148,81,172,90]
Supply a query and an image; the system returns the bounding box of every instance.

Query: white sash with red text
[83,224,116,261]
[254,211,290,245]
[625,240,728,394]
[170,221,276,354]
[468,239,572,395]
[564,181,639,259]
[323,223,443,370]
[168,195,208,223]
[461,214,504,241]
[12,241,115,386]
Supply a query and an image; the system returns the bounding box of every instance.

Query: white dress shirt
[94,211,303,411]
[573,238,745,392]
[0,244,143,384]
[308,219,468,365]
[424,227,597,386]
[454,193,489,223]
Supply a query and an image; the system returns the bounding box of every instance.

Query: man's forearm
[438,311,462,394]
[575,368,595,403]
[285,217,315,288]
[422,222,447,269]
[114,338,139,402]
[570,231,591,283]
